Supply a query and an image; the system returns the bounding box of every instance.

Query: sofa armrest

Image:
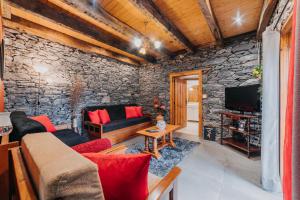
[148,167,181,200]
[1,134,9,145]
[144,113,152,118]
[84,121,103,129]
[99,144,127,154]
[0,134,19,200]
[84,121,103,138]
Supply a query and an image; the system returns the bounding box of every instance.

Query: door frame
[169,70,203,137]
[279,13,292,180]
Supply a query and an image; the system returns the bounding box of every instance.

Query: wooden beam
[197,0,223,46]
[42,0,169,58]
[5,4,142,65]
[8,0,157,63]
[3,18,139,65]
[257,0,279,40]
[131,0,197,52]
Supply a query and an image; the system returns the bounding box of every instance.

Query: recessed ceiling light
[233,10,244,26]
[153,40,162,49]
[133,37,143,48]
[139,47,146,55]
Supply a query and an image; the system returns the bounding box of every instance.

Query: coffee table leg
[153,138,161,159]
[169,131,176,147]
[145,136,149,152]
[162,134,166,145]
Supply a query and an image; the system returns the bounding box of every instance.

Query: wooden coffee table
[137,124,180,159]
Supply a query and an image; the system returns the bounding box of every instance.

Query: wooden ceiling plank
[131,0,197,52]
[3,19,139,65]
[257,0,279,40]
[197,0,223,46]
[6,3,147,63]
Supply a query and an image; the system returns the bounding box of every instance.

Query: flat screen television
[225,84,261,112]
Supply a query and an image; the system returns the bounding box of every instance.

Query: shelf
[219,111,257,119]
[223,125,259,136]
[222,138,260,153]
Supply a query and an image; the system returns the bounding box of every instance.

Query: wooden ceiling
[2,0,267,65]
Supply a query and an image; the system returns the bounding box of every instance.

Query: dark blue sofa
[82,104,152,144]
[10,111,89,146]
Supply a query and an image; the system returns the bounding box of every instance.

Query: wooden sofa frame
[9,144,181,200]
[83,112,153,145]
[0,124,70,200]
[0,134,19,200]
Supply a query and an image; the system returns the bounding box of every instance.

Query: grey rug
[126,137,200,177]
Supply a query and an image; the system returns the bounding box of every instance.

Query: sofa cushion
[83,104,137,123]
[98,109,111,124]
[10,111,46,142]
[82,152,151,200]
[21,133,105,200]
[53,129,89,146]
[88,110,101,124]
[102,116,151,133]
[30,115,57,132]
[125,106,139,119]
[135,106,143,117]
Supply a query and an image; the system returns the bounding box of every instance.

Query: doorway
[169,70,203,137]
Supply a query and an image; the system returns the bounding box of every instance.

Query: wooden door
[174,78,187,127]
[169,70,203,137]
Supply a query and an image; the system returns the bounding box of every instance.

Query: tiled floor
[177,121,199,136]
[174,133,283,200]
[124,132,283,200]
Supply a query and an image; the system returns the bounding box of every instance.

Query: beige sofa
[9,133,181,200]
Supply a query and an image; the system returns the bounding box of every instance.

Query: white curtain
[261,27,281,192]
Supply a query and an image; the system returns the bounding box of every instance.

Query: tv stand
[219,111,260,158]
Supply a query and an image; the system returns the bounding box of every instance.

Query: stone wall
[4,28,140,131]
[139,32,260,138]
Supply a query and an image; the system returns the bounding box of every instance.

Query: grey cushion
[21,133,104,200]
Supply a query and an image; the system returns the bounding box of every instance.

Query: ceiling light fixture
[132,21,163,55]
[153,40,162,49]
[139,47,146,55]
[133,37,142,48]
[233,10,244,26]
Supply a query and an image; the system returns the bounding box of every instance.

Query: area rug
[126,137,200,177]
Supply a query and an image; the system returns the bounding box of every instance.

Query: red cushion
[82,153,151,200]
[30,115,56,132]
[72,138,112,153]
[135,106,143,117]
[98,109,111,124]
[88,110,101,124]
[125,106,139,119]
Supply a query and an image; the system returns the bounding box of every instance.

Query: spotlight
[133,37,142,48]
[139,47,146,55]
[233,10,244,26]
[153,40,162,49]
